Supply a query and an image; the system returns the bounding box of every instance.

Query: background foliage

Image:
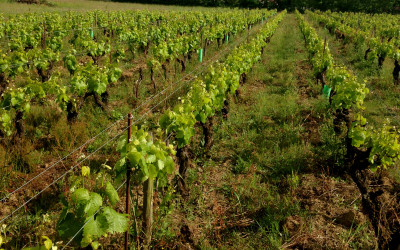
[112,0,400,13]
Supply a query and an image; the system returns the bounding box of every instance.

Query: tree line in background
[114,0,400,13]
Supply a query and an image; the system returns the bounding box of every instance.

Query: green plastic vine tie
[198,48,203,63]
[322,85,332,99]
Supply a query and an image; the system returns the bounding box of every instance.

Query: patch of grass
[178,14,315,248]
[232,155,252,174]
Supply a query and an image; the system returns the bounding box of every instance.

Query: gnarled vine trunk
[203,39,207,57]
[239,73,247,85]
[88,54,100,65]
[176,145,192,196]
[316,69,328,87]
[66,92,107,123]
[177,57,186,72]
[0,73,7,96]
[347,144,400,249]
[162,61,169,81]
[378,55,385,68]
[334,108,400,249]
[144,41,151,55]
[222,98,230,120]
[67,100,79,123]
[37,63,53,82]
[364,48,371,60]
[201,116,214,156]
[14,110,24,137]
[92,92,107,110]
[333,108,350,134]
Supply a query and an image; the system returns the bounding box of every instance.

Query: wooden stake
[142,178,154,249]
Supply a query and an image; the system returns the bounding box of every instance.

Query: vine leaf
[84,192,102,217]
[101,207,129,233]
[82,214,109,247]
[116,135,127,153]
[165,156,174,174]
[57,213,83,241]
[105,181,119,206]
[71,188,90,215]
[157,159,164,170]
[127,151,141,166]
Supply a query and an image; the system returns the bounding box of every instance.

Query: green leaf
[116,136,127,153]
[164,156,174,174]
[71,188,90,215]
[199,112,207,123]
[57,213,83,241]
[88,74,108,95]
[105,182,119,206]
[127,151,142,166]
[108,67,122,83]
[114,157,126,172]
[59,207,68,223]
[148,164,158,178]
[146,154,156,163]
[82,214,109,247]
[157,159,164,170]
[84,192,103,217]
[141,163,149,179]
[0,113,10,123]
[359,115,367,126]
[72,79,87,96]
[101,207,129,233]
[351,129,366,147]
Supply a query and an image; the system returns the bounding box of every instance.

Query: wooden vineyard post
[135,67,143,99]
[142,177,154,249]
[125,113,133,250]
[150,67,156,91]
[143,129,154,248]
